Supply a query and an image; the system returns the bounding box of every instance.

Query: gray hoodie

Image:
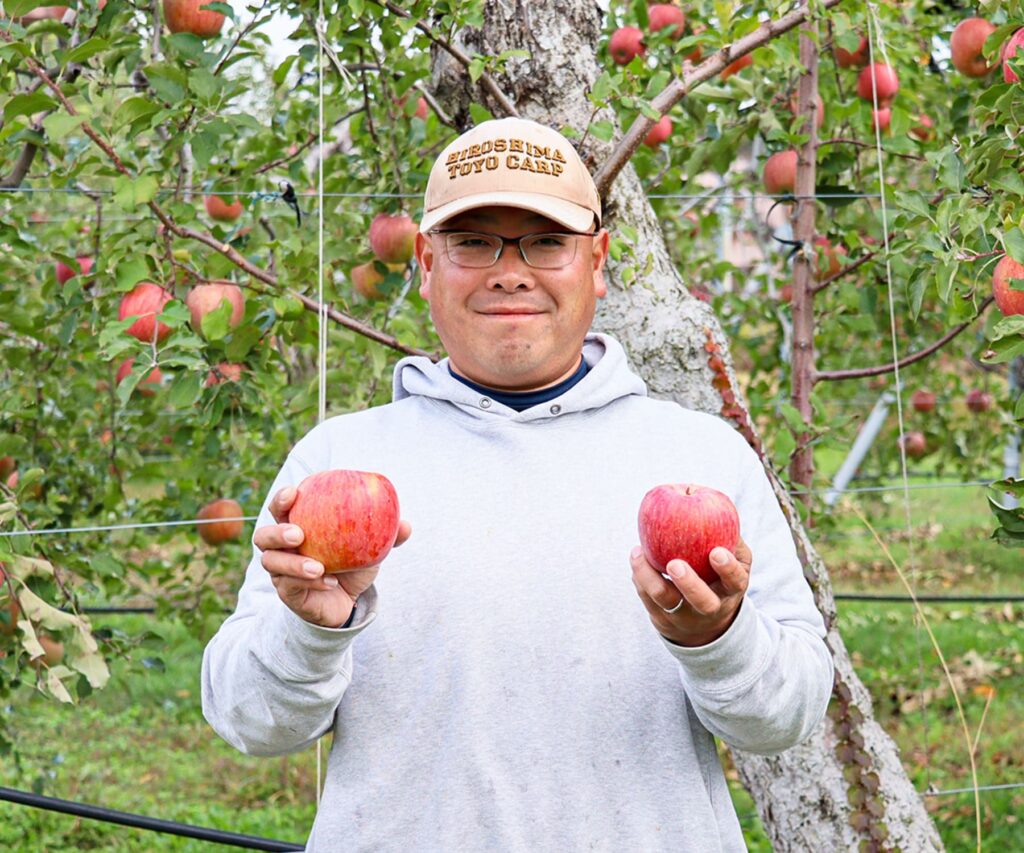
[201,333,834,852]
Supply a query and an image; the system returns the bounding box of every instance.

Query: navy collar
[448,357,589,412]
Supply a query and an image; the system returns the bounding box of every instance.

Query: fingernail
[323,575,339,588]
[711,549,728,567]
[284,527,302,545]
[667,561,687,579]
[302,561,322,577]
[630,546,642,561]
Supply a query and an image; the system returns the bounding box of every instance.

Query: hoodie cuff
[660,597,771,691]
[260,586,379,682]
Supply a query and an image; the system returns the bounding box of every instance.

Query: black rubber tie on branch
[0,787,304,851]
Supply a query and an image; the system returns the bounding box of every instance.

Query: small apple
[871,107,892,132]
[1004,29,1024,83]
[835,35,870,68]
[788,92,825,130]
[204,194,244,222]
[911,389,936,413]
[186,281,245,333]
[205,362,243,386]
[163,0,225,37]
[115,358,163,397]
[31,633,64,668]
[197,498,245,545]
[369,213,418,264]
[950,18,996,78]
[0,456,14,480]
[637,484,740,584]
[643,115,672,148]
[993,255,1024,316]
[910,115,934,141]
[857,63,899,105]
[414,96,429,120]
[763,150,798,195]
[648,4,685,39]
[349,261,404,300]
[898,431,928,459]
[288,469,401,573]
[12,5,67,23]
[56,256,94,285]
[720,54,752,80]
[609,26,645,65]
[965,389,994,413]
[814,237,847,278]
[118,283,174,343]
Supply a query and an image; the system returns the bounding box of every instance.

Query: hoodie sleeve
[200,450,378,757]
[660,436,834,755]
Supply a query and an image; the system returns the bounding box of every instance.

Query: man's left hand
[630,537,752,647]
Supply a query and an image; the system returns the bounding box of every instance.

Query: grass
[1,478,1021,851]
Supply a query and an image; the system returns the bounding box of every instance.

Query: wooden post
[789,11,820,512]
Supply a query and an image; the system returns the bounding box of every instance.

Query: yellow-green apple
[186,280,245,333]
[369,213,418,263]
[163,0,225,37]
[965,389,994,413]
[950,18,996,77]
[857,63,899,104]
[898,431,928,458]
[118,283,174,343]
[205,362,243,386]
[288,469,401,573]
[911,389,936,413]
[349,261,404,300]
[56,256,94,285]
[609,26,644,64]
[204,193,243,222]
[763,150,798,195]
[1003,29,1024,82]
[835,35,870,68]
[648,4,685,38]
[637,484,740,584]
[993,255,1024,315]
[643,115,672,148]
[115,358,163,397]
[197,498,244,545]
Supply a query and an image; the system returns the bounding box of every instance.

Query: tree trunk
[429,1,943,849]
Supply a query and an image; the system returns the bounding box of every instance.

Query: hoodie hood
[392,333,647,422]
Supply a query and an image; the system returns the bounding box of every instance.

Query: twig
[818,137,925,161]
[816,297,995,381]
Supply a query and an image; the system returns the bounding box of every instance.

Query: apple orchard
[1,0,1024,848]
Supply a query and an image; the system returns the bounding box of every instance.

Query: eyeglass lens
[444,232,578,268]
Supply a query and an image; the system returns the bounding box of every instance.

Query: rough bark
[429,1,943,849]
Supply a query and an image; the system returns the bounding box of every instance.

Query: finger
[629,547,685,613]
[261,548,327,582]
[253,522,305,553]
[269,486,298,525]
[732,535,752,568]
[665,560,721,616]
[394,519,412,548]
[708,547,750,596]
[272,573,341,607]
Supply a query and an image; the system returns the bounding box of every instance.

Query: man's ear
[415,231,433,298]
[592,229,610,299]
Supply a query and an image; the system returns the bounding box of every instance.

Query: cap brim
[419,192,599,234]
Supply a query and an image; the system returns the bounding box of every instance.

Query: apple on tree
[965,389,994,413]
[349,261,405,300]
[118,283,174,343]
[186,281,245,334]
[369,213,418,264]
[898,431,928,459]
[1002,29,1024,83]
[56,256,94,286]
[205,362,243,386]
[115,358,164,397]
[288,469,401,573]
[647,4,684,39]
[720,54,752,80]
[871,107,892,133]
[0,456,14,480]
[643,115,672,148]
[204,193,244,222]
[163,0,226,38]
[857,63,899,105]
[197,498,245,545]
[835,35,870,68]
[950,18,996,78]
[763,150,798,195]
[910,115,934,142]
[609,26,644,65]
[813,237,847,278]
[788,92,825,130]
[637,484,740,584]
[911,389,936,413]
[992,255,1024,316]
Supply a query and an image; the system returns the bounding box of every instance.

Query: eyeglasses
[428,228,597,269]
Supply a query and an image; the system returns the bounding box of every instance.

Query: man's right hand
[254,486,412,628]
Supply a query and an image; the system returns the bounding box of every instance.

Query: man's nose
[488,242,535,291]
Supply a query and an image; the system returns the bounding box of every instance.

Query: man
[202,117,834,852]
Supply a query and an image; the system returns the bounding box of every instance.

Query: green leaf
[42,112,84,142]
[1003,227,1024,264]
[588,120,615,142]
[115,258,151,290]
[112,174,158,209]
[4,92,58,122]
[895,191,933,222]
[225,325,262,361]
[937,149,966,192]
[112,97,162,133]
[468,58,485,83]
[65,37,109,64]
[991,169,1024,196]
[168,373,203,409]
[590,71,613,102]
[199,299,234,341]
[779,403,808,433]
[273,54,298,87]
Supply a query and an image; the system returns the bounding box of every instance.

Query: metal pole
[824,391,896,507]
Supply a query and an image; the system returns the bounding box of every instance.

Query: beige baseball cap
[419,117,602,234]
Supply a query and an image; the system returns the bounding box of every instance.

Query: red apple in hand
[637,484,740,584]
[288,470,401,573]
[197,498,245,545]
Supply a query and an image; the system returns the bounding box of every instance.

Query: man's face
[414,206,610,392]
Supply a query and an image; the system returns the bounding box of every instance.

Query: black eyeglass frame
[427,228,599,269]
